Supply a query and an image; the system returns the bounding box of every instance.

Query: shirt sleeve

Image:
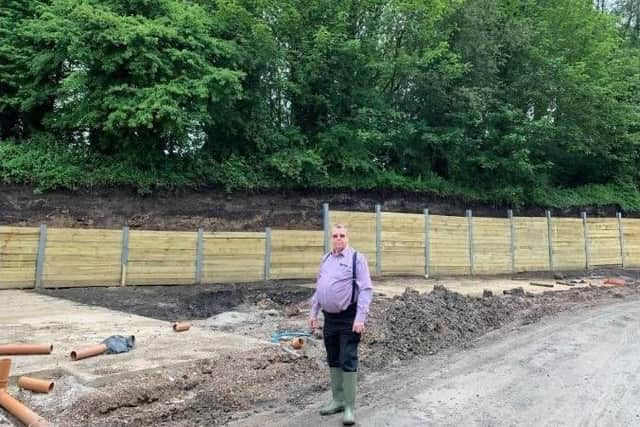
[310,290,320,319]
[355,253,373,323]
[310,254,325,319]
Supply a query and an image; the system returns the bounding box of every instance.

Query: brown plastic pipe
[0,344,53,355]
[0,359,10,391]
[291,337,305,349]
[18,377,54,394]
[173,322,191,332]
[0,390,49,427]
[70,344,107,361]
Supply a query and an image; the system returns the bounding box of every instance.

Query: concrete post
[35,224,47,289]
[508,210,516,274]
[375,204,382,275]
[424,208,430,278]
[466,210,474,276]
[582,212,590,270]
[195,228,204,284]
[546,210,555,272]
[264,227,272,280]
[120,226,129,287]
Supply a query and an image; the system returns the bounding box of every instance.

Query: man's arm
[310,291,320,320]
[309,255,326,329]
[353,253,373,330]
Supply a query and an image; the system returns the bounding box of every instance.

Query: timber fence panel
[588,218,622,267]
[201,232,265,283]
[127,230,198,285]
[329,211,377,271]
[0,226,39,289]
[473,217,511,275]
[622,218,640,268]
[381,212,425,275]
[513,217,549,272]
[4,210,640,289]
[270,230,324,279]
[551,218,586,270]
[43,228,122,287]
[430,215,470,275]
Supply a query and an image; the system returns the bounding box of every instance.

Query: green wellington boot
[319,368,345,415]
[342,371,357,425]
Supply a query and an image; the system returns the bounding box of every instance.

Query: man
[309,224,373,426]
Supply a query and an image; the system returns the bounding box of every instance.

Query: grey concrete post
[582,212,590,270]
[508,210,516,274]
[35,224,47,289]
[617,212,625,268]
[424,208,430,278]
[546,210,555,272]
[195,228,204,284]
[120,226,129,287]
[375,204,382,275]
[466,210,474,276]
[323,203,330,254]
[264,227,272,280]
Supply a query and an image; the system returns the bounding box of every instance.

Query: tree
[21,0,244,160]
[613,0,640,44]
[0,1,50,139]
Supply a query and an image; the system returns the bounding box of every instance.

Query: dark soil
[0,185,625,232]
[35,281,314,322]
[361,282,640,370]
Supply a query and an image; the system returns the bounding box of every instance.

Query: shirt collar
[332,246,353,258]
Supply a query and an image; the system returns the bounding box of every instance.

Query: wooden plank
[588,218,621,267]
[622,219,640,267]
[474,217,510,274]
[430,215,469,275]
[512,218,548,272]
[551,218,586,269]
[0,226,40,234]
[43,281,119,288]
[0,281,34,289]
[204,232,265,239]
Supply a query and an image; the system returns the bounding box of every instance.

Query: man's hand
[352,321,365,334]
[309,317,318,330]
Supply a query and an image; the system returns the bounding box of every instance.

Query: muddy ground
[12,272,640,426]
[0,185,626,231]
[35,281,315,322]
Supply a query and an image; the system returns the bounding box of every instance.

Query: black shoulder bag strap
[351,251,358,305]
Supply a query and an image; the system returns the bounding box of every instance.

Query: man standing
[309,224,373,425]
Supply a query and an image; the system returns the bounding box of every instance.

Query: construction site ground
[1,270,639,426]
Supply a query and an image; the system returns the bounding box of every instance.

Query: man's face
[331,227,348,252]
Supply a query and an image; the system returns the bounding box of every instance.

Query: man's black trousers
[322,303,361,372]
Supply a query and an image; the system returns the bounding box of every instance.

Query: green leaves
[1,0,639,209]
[19,0,243,158]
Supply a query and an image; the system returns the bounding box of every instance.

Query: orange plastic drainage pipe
[0,344,53,355]
[0,390,49,427]
[0,359,10,390]
[70,344,107,361]
[17,377,54,394]
[173,322,191,332]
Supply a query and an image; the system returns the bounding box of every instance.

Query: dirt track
[245,298,640,426]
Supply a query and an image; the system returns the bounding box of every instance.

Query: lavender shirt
[310,246,373,323]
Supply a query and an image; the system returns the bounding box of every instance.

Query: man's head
[331,224,349,253]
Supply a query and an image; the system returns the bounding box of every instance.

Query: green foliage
[1,0,640,210]
[19,0,244,158]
